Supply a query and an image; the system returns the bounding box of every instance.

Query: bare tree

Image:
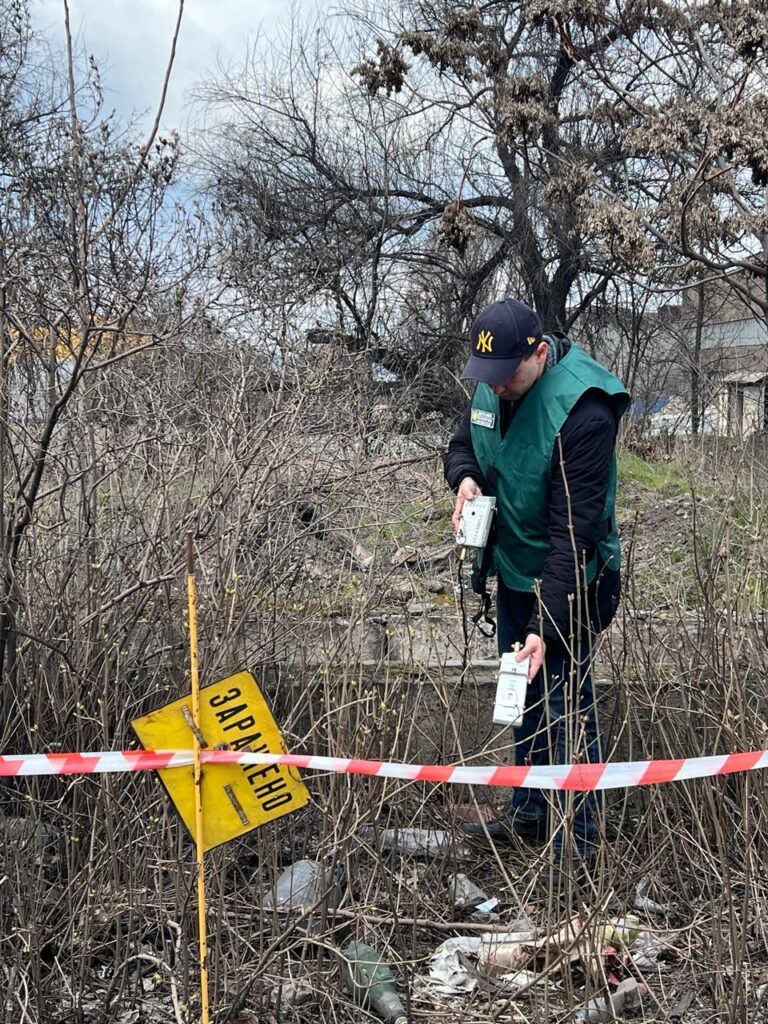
[199,1,678,407]
[584,3,768,336]
[0,0,196,687]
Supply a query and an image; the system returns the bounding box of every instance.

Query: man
[444,297,629,864]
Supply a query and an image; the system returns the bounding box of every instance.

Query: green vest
[470,342,629,591]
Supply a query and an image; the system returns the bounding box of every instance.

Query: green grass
[615,447,768,611]
[617,450,688,496]
[366,495,454,547]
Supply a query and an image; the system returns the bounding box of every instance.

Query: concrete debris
[406,600,436,616]
[575,978,647,1021]
[392,546,418,567]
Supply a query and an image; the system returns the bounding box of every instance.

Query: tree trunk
[691,282,704,436]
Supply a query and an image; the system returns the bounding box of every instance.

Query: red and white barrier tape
[0,749,766,790]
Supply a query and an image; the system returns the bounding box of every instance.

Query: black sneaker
[461,816,547,845]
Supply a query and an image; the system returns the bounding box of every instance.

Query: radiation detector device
[492,650,529,727]
[456,495,496,550]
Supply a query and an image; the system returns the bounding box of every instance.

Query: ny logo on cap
[476,329,493,354]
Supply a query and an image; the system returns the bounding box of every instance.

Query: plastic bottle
[341,941,408,1024]
[360,826,472,860]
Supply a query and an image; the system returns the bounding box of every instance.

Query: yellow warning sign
[131,671,309,851]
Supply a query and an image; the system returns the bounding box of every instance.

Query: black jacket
[444,386,621,648]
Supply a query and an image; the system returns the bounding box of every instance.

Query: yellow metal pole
[186,532,210,1024]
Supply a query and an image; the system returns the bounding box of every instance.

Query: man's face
[490,342,548,401]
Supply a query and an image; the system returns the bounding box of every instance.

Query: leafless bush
[2,325,768,1023]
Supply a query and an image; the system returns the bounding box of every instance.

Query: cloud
[30,0,319,134]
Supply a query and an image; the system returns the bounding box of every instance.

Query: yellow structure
[132,671,309,852]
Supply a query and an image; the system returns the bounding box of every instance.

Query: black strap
[471,586,496,638]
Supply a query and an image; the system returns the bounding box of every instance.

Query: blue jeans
[497,582,603,856]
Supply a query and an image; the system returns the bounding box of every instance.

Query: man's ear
[535,341,548,361]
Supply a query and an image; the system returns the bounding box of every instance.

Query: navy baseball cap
[461,298,544,385]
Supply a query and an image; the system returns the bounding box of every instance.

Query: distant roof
[721,369,768,384]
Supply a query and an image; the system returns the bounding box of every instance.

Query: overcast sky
[32,0,322,133]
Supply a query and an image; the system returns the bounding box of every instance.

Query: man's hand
[452,477,482,533]
[517,633,546,679]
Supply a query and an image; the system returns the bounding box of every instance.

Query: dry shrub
[2,338,768,1023]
